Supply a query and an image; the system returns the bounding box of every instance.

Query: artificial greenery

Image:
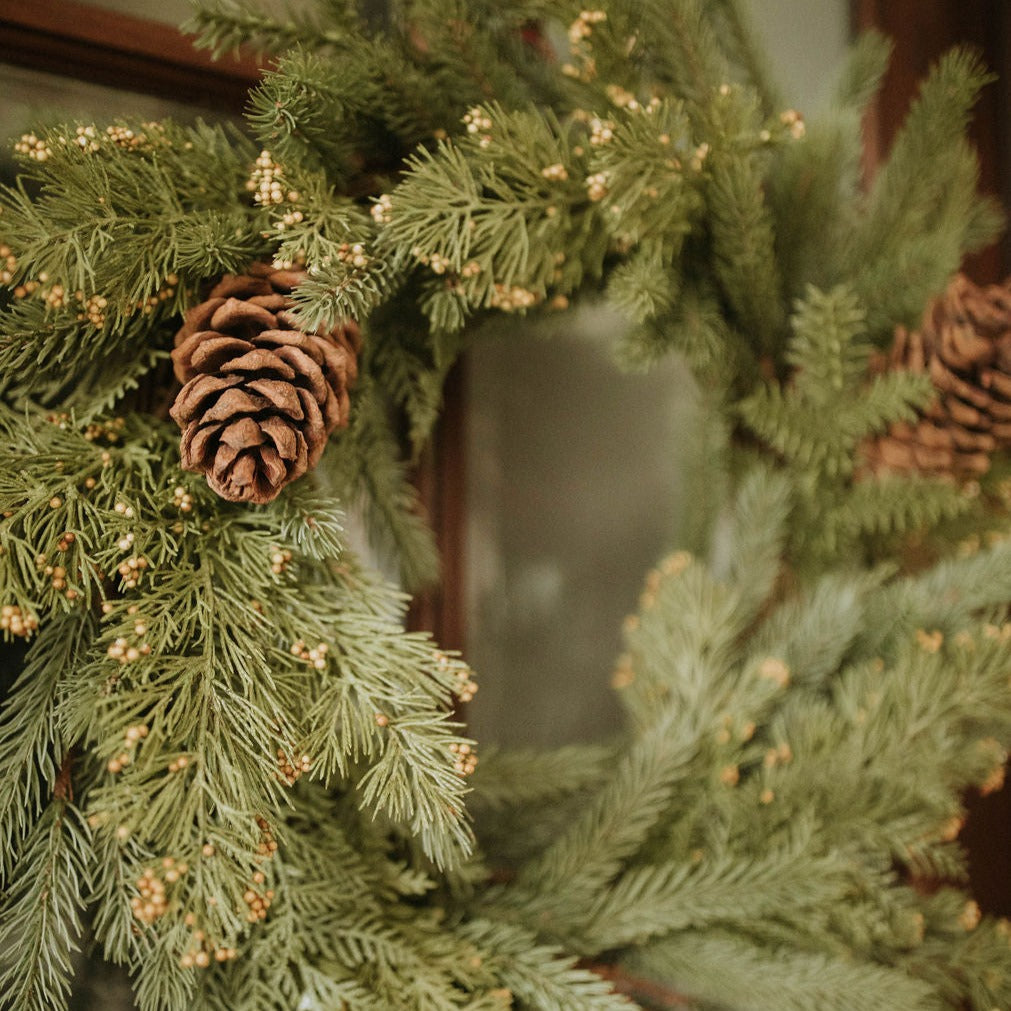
[1,1,1011,1008]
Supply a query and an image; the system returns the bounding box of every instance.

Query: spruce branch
[627,931,938,1011]
[184,0,357,57]
[579,845,852,953]
[457,920,636,1011]
[0,798,93,1011]
[847,47,1004,336]
[0,609,95,882]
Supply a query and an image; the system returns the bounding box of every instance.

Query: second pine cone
[863,273,1011,478]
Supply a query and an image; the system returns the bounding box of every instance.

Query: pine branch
[184,0,357,57]
[579,845,852,953]
[469,742,615,812]
[847,47,1003,336]
[0,796,93,1011]
[458,919,636,1011]
[834,29,892,110]
[321,383,440,588]
[500,709,701,928]
[705,0,784,116]
[0,119,263,345]
[627,931,938,1011]
[0,609,95,881]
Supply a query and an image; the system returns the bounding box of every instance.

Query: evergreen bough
[1,1,1010,1008]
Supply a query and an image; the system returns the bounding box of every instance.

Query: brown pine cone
[170,263,360,504]
[862,273,1011,478]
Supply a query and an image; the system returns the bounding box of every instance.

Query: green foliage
[0,796,93,1011]
[736,286,971,569]
[0,412,481,1008]
[0,609,95,878]
[474,476,1011,1007]
[184,0,359,57]
[320,380,440,586]
[627,931,938,1011]
[845,47,1003,337]
[2,0,1010,1009]
[380,104,607,331]
[0,119,262,337]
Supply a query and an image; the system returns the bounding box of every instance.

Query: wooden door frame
[0,0,260,111]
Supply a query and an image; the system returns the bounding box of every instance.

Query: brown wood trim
[0,0,262,113]
[407,361,467,653]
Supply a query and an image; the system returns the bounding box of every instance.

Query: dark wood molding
[407,362,467,653]
[0,0,262,113]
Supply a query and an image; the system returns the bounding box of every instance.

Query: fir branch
[0,297,171,416]
[705,136,786,357]
[846,47,1003,336]
[469,742,615,812]
[458,920,635,1011]
[501,709,700,926]
[889,539,1011,634]
[617,557,745,731]
[627,931,938,1011]
[613,286,740,378]
[184,0,356,57]
[588,99,703,254]
[0,796,93,1011]
[750,570,885,690]
[767,111,864,300]
[395,0,562,114]
[580,846,852,953]
[786,286,870,402]
[821,473,973,544]
[0,609,95,881]
[708,465,790,627]
[624,0,728,115]
[247,48,377,178]
[381,105,606,327]
[0,119,263,341]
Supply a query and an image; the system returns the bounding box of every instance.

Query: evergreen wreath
[2,2,1011,1009]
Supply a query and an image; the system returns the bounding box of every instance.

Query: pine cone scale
[220,348,297,379]
[170,264,360,503]
[220,416,265,448]
[182,336,253,375]
[209,298,277,336]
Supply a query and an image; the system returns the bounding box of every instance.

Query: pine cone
[170,263,360,504]
[862,273,1011,478]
